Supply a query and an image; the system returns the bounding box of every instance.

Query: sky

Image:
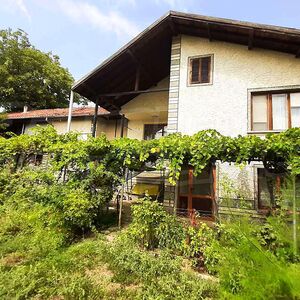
[1,0,300,82]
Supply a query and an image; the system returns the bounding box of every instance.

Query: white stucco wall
[177,35,300,137]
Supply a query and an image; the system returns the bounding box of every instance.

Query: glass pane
[291,93,300,128]
[290,93,300,107]
[200,57,210,83]
[291,108,300,128]
[191,58,200,83]
[192,197,212,215]
[192,167,211,195]
[272,94,288,130]
[252,95,268,131]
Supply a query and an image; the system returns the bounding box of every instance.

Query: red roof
[7,107,110,120]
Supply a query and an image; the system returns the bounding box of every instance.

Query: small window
[189,56,212,85]
[144,124,167,140]
[251,91,300,131]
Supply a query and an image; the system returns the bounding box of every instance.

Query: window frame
[250,90,300,132]
[187,54,214,86]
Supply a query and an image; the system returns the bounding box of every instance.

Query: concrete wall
[51,118,92,135]
[121,77,169,140]
[96,118,126,140]
[177,35,300,137]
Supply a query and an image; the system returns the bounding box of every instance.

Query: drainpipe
[67,90,74,132]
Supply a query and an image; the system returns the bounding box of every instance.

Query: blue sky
[1,0,300,82]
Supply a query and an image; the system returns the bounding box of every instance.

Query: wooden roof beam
[127,49,153,82]
[206,22,213,41]
[168,18,178,35]
[98,87,169,98]
[248,29,254,50]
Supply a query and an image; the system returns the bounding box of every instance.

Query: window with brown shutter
[189,55,212,85]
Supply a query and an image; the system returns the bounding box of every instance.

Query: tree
[0,29,79,111]
[0,113,8,132]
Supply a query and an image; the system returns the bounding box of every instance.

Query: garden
[0,126,299,299]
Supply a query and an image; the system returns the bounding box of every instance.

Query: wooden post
[212,164,217,219]
[120,114,125,138]
[188,168,193,214]
[118,184,124,229]
[293,175,298,256]
[118,167,126,229]
[92,97,99,137]
[67,91,74,132]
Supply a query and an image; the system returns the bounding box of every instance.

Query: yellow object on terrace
[131,183,160,196]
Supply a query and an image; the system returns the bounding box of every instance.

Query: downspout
[67,90,74,132]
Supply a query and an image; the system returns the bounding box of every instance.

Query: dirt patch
[0,252,26,267]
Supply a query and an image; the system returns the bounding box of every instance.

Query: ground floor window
[144,124,167,140]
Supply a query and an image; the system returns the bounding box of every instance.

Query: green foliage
[128,199,184,250]
[105,234,218,299]
[215,219,300,299]
[0,28,85,111]
[182,224,221,273]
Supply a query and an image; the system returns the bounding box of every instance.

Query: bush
[105,234,218,299]
[216,220,300,299]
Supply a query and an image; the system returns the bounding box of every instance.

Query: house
[69,11,300,218]
[6,107,121,140]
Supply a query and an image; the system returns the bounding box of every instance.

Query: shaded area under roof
[73,11,300,111]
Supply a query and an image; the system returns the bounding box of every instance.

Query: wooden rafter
[206,22,213,41]
[248,29,254,50]
[168,18,178,35]
[97,87,169,98]
[92,97,99,137]
[127,49,153,82]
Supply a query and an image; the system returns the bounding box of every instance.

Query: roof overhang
[73,11,300,111]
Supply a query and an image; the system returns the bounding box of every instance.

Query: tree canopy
[0,29,76,111]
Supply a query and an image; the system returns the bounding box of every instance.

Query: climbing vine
[0,126,299,184]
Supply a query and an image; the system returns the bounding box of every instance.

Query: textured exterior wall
[51,118,92,135]
[96,118,123,140]
[121,78,169,140]
[177,35,300,137]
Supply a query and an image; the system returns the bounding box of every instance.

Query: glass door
[178,165,216,217]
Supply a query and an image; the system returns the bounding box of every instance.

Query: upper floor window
[144,124,167,140]
[188,55,212,85]
[251,91,300,131]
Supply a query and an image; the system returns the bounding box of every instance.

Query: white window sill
[247,130,283,135]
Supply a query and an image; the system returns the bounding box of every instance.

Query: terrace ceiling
[72,11,300,111]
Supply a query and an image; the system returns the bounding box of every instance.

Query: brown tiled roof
[7,107,110,120]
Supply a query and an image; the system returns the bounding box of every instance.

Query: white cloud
[56,0,139,38]
[1,0,31,20]
[154,0,194,11]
